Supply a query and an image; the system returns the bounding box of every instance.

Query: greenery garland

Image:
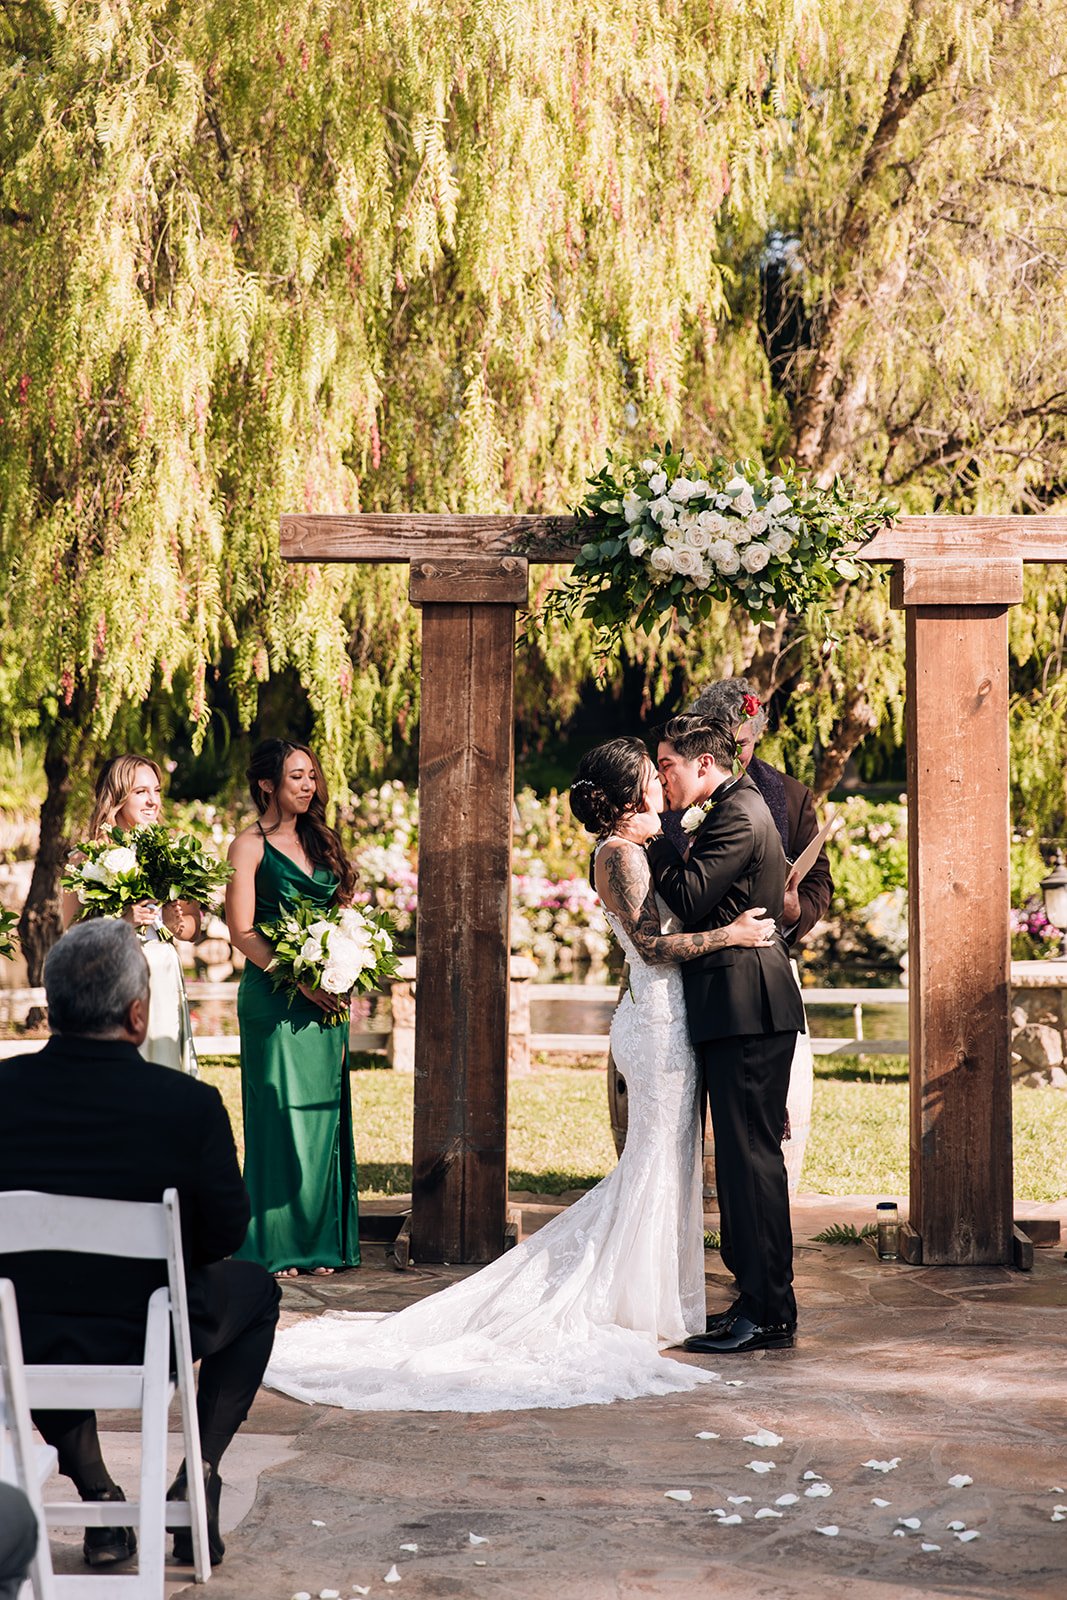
[532,445,896,650]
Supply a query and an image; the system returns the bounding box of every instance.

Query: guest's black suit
[0,1035,280,1484]
[647,775,803,1326]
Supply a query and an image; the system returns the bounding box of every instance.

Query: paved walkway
[63,1193,1067,1600]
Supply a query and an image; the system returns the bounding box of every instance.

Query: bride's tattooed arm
[596,841,772,963]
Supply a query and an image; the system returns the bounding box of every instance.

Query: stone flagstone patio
[49,1191,1067,1600]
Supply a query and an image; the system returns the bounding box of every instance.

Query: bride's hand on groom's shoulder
[731,907,777,947]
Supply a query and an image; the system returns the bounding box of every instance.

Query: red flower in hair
[741,694,761,718]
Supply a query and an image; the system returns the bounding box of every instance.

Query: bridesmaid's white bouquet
[0,906,18,960]
[258,897,399,1026]
[62,825,232,939]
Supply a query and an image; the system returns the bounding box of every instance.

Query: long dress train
[264,869,714,1411]
[235,839,360,1274]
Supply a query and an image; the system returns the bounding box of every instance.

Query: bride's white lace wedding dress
[265,861,714,1411]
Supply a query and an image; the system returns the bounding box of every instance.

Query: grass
[199,1054,1067,1204]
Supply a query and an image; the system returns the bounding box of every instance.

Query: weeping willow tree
[2,0,1065,972]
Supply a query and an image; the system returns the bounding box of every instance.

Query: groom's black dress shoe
[703,1299,744,1337]
[683,1315,795,1354]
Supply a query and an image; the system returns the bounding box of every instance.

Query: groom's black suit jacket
[0,1035,250,1364]
[647,774,806,1043]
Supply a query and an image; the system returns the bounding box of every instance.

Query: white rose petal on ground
[744,1430,784,1448]
[320,1590,341,1598]
[805,1484,832,1499]
[695,1431,720,1440]
[956,1530,981,1543]
[727,1496,752,1505]
[1052,1487,1065,1494]
[802,1471,823,1481]
[664,1490,693,1502]
[775,1494,799,1506]
[468,1533,490,1544]
[862,1458,901,1472]
[946,1520,966,1531]
[724,1379,744,1386]
[311,1520,326,1528]
[351,1589,370,1597]
[898,1517,922,1530]
[292,1592,311,1599]
[871,1498,891,1508]
[399,1543,418,1551]
[816,1525,839,1537]
[719,1514,743,1526]
[1053,1504,1067,1513]
[474,1559,487,1567]
[892,1529,907,1538]
[947,1474,973,1489]
[922,1542,941,1552]
[384,1566,402,1584]
[747,1461,776,1473]
[1052,1512,1066,1522]
[755,1509,783,1519]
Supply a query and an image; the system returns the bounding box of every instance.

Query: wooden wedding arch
[281,510,1066,1268]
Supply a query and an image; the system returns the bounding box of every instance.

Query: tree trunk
[18,728,75,986]
[812,690,880,798]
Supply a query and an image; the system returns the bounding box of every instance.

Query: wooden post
[897,557,1022,1264]
[408,556,528,1263]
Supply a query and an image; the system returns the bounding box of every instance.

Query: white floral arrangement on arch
[531,444,895,648]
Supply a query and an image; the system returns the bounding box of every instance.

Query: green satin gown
[235,838,360,1272]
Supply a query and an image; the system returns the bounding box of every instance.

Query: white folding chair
[0,1190,210,1595]
[0,1278,58,1600]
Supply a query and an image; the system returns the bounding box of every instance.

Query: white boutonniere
[680,801,714,836]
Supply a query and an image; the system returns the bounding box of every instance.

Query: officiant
[683,677,833,941]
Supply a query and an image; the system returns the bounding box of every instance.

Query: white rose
[647,471,668,495]
[684,524,711,550]
[100,846,138,878]
[300,936,324,963]
[691,570,711,589]
[697,509,725,533]
[766,492,792,515]
[676,510,698,533]
[769,475,787,492]
[766,528,793,556]
[320,962,354,996]
[667,476,698,503]
[741,542,771,572]
[80,860,110,884]
[648,495,676,525]
[663,523,687,548]
[716,548,741,575]
[327,930,372,967]
[723,475,748,496]
[623,491,645,524]
[308,919,335,940]
[714,493,732,510]
[338,907,369,936]
[734,487,756,515]
[689,479,710,499]
[648,546,675,574]
[628,535,649,557]
[640,457,658,474]
[746,510,769,535]
[726,518,753,545]
[708,538,735,567]
[672,546,704,577]
[680,804,709,836]
[782,515,801,533]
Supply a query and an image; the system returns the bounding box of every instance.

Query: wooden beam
[890,557,1023,608]
[410,555,529,606]
[409,589,519,1264]
[863,515,1067,562]
[282,512,580,564]
[904,597,1014,1265]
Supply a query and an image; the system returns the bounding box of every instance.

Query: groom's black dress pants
[700,1029,797,1328]
[31,1260,280,1492]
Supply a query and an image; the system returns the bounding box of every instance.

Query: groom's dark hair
[655,714,737,769]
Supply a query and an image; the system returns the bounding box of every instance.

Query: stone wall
[1011,960,1067,1087]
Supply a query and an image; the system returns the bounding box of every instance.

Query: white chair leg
[135,1290,171,1593]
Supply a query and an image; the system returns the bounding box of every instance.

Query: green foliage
[0,906,18,960]
[811,1223,878,1246]
[826,799,907,911]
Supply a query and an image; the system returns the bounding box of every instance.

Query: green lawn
[200,1056,1067,1204]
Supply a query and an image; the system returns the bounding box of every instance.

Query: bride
[265,737,774,1412]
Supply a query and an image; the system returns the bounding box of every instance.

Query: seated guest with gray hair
[685,677,832,941]
[0,920,279,1571]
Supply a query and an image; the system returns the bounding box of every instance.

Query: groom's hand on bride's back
[731,907,776,947]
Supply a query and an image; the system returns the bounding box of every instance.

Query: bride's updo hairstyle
[569,738,651,839]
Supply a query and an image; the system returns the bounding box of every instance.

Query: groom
[645,714,804,1353]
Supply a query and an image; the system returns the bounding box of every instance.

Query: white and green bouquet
[532,444,895,649]
[257,897,399,1027]
[0,906,18,961]
[62,825,232,939]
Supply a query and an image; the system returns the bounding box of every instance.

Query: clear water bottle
[876,1201,899,1261]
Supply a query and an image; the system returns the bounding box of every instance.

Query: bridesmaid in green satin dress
[225,739,360,1276]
